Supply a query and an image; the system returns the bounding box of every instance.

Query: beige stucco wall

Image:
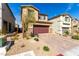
[50,17,62,34]
[72,19,79,27]
[71,19,79,35]
[50,15,72,35]
[21,6,39,32]
[21,7,38,22]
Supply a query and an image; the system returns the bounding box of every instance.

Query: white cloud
[65,4,74,12]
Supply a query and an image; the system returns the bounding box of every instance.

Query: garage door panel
[33,25,49,34]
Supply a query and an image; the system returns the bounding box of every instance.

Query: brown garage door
[33,25,49,34]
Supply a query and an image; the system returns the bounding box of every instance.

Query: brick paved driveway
[6,33,79,56]
[39,33,79,55]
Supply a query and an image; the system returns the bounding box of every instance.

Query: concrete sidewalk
[64,46,79,56]
[12,51,35,56]
[0,46,6,56]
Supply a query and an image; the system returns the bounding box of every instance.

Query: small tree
[23,9,36,38]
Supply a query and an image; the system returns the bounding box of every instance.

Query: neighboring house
[15,23,19,32]
[21,5,52,34]
[0,4,2,33]
[71,18,79,35]
[15,20,19,32]
[0,3,15,34]
[49,14,72,35]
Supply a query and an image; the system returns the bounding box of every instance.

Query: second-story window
[65,17,70,22]
[39,16,46,20]
[63,23,70,25]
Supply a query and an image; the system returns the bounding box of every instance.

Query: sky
[8,3,79,27]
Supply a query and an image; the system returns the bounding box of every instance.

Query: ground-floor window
[62,27,69,34]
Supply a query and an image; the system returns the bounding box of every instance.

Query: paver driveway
[6,33,79,56]
[39,33,79,55]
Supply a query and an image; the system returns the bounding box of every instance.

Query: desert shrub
[34,37,39,41]
[30,32,39,37]
[35,34,39,37]
[72,35,79,40]
[64,30,69,36]
[12,35,18,40]
[30,32,35,37]
[23,33,31,40]
[26,36,31,40]
[43,46,50,51]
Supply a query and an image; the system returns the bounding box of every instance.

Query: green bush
[64,30,69,35]
[43,46,50,51]
[72,35,79,40]
[34,37,39,41]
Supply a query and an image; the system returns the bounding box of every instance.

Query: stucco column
[49,25,52,33]
[28,23,33,34]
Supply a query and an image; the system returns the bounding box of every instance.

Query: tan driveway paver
[39,33,79,54]
[6,33,79,56]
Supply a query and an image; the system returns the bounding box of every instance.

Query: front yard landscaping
[72,35,79,40]
[4,33,79,56]
[6,33,54,56]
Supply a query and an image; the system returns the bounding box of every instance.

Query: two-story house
[21,5,52,35]
[71,18,79,35]
[0,4,2,33]
[0,3,15,34]
[49,14,72,35]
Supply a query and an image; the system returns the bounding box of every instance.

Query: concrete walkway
[64,46,79,56]
[12,51,35,56]
[0,46,6,56]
